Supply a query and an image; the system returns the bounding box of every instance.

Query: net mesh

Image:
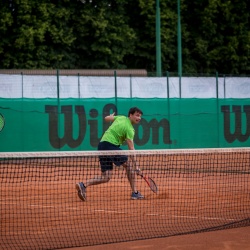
[1,148,250,250]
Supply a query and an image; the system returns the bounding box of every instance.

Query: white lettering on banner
[0,75,249,98]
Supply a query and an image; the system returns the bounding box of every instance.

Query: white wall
[0,75,250,98]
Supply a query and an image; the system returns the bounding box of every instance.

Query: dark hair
[128,107,143,116]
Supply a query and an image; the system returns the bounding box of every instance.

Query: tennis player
[76,107,144,201]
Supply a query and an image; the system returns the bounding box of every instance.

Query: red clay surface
[62,226,250,250]
[1,154,250,250]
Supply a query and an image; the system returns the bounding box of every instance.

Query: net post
[78,73,80,99]
[216,71,220,147]
[57,69,61,150]
[57,69,60,105]
[223,74,226,98]
[130,74,132,98]
[21,71,24,98]
[114,70,118,110]
[166,71,171,149]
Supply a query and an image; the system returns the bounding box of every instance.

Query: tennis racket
[0,114,5,132]
[137,171,158,193]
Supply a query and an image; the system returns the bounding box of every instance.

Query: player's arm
[126,139,135,150]
[104,112,115,122]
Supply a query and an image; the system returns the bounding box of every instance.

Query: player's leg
[76,141,115,202]
[114,153,144,199]
[75,155,113,201]
[85,170,112,187]
[123,162,144,200]
[123,163,136,192]
[75,171,112,202]
[113,154,136,191]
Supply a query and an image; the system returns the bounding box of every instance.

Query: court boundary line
[1,201,239,222]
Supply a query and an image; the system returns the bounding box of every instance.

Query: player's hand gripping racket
[136,170,158,193]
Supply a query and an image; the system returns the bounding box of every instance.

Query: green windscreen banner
[0,98,249,152]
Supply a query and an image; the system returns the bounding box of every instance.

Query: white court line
[171,215,235,221]
[94,210,236,222]
[0,201,240,222]
[30,205,55,208]
[145,213,235,221]
[94,209,126,214]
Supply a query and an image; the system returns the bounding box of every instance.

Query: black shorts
[98,141,128,172]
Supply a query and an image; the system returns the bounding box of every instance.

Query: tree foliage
[0,0,249,74]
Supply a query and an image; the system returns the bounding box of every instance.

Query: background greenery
[0,0,249,74]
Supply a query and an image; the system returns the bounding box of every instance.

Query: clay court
[65,226,250,250]
[0,151,250,249]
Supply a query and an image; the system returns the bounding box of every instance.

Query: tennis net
[0,148,250,250]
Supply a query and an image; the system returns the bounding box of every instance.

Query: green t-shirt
[101,116,135,146]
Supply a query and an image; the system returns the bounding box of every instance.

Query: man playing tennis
[76,107,144,201]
